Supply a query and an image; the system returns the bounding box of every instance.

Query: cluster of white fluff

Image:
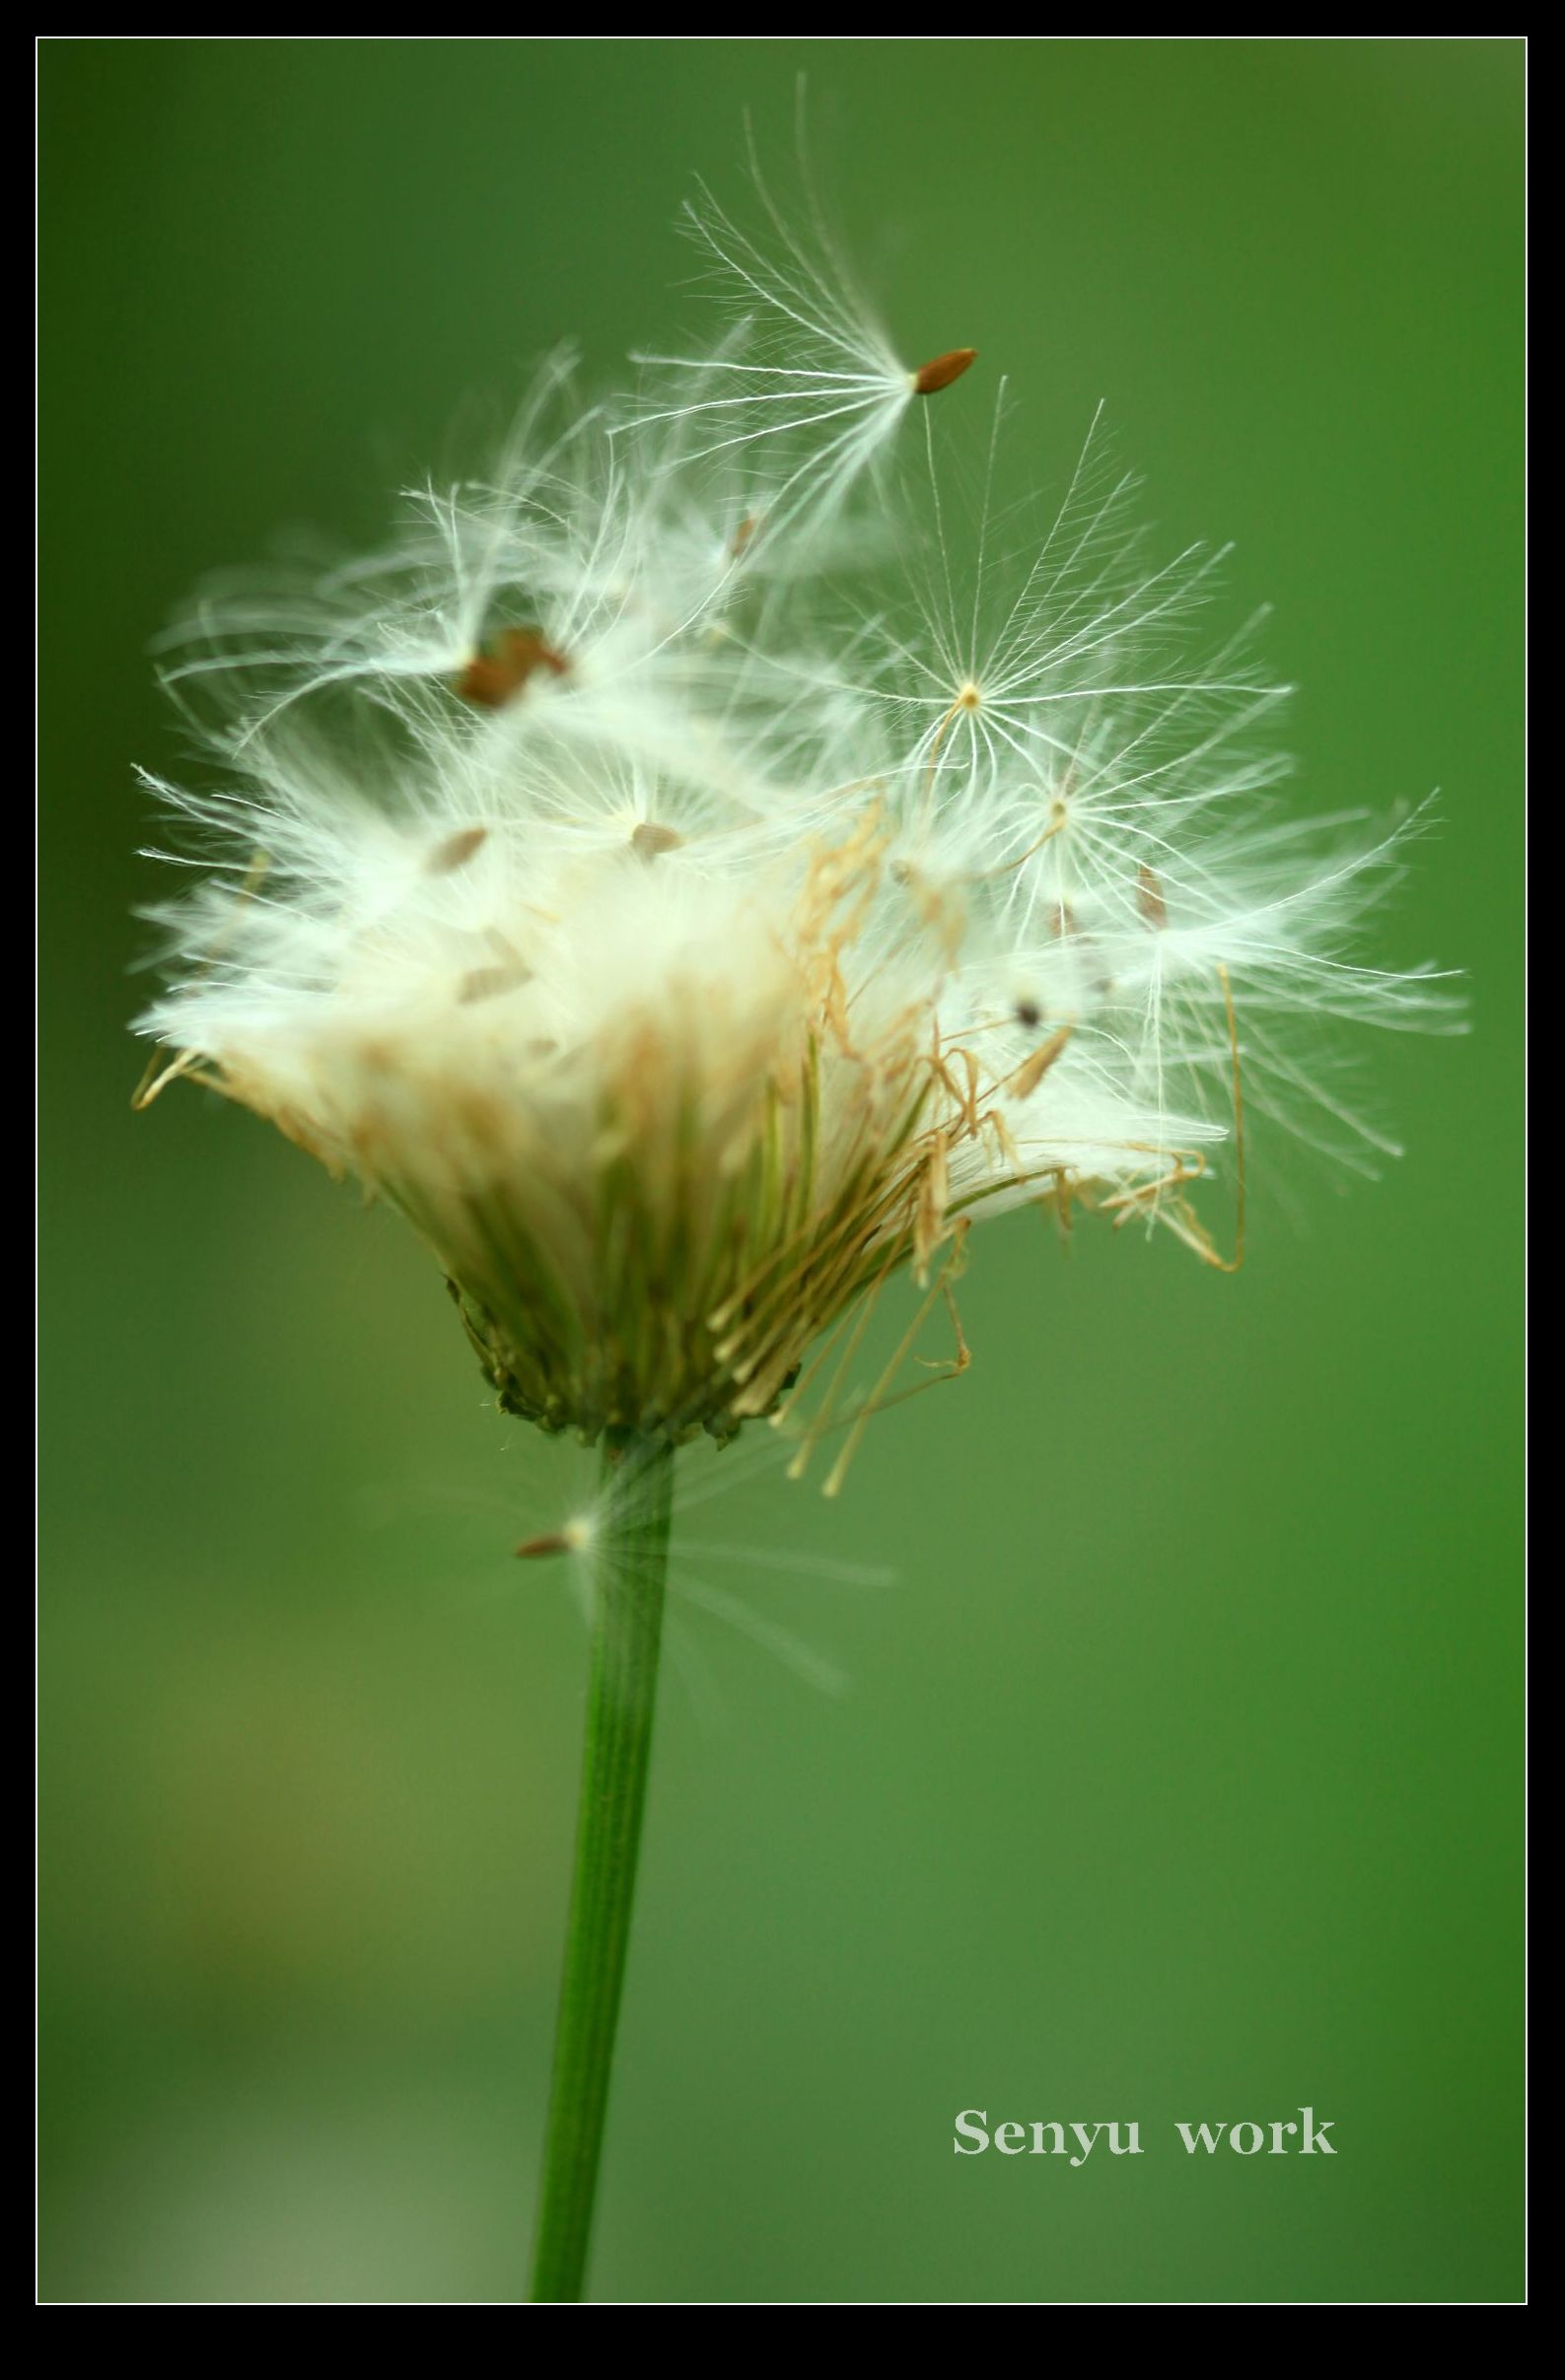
[135,170,1450,1450]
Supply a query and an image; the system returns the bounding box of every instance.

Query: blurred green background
[39,39,1523,2303]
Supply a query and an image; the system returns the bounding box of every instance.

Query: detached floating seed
[912,347,978,398]
[457,626,570,710]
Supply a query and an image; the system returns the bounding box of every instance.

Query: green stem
[529,1431,676,2303]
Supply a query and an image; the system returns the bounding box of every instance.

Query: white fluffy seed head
[136,174,1456,1451]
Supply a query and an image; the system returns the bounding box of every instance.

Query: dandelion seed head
[135,163,1456,1456]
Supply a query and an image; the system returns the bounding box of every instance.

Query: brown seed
[425,825,489,875]
[912,347,977,398]
[456,626,570,710]
[457,961,532,1006]
[630,820,683,860]
[1136,863,1168,930]
[516,1532,572,1561]
[1011,1024,1072,1100]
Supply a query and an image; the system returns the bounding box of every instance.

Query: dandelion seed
[629,820,683,860]
[456,625,571,709]
[912,347,978,397]
[622,138,975,541]
[426,825,490,874]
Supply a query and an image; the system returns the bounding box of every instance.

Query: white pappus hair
[134,163,1457,1476]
